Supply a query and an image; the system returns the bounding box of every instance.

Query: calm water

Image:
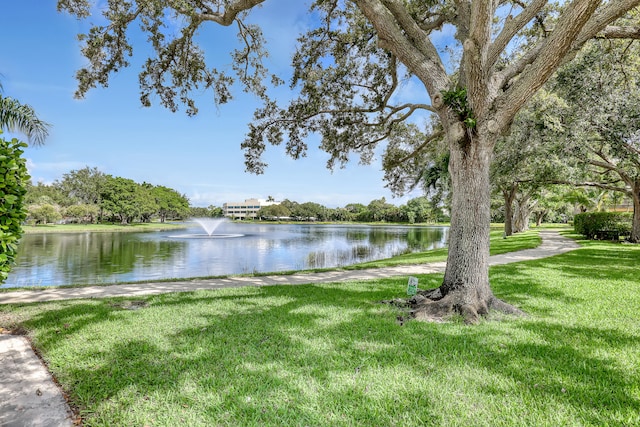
[4,223,448,288]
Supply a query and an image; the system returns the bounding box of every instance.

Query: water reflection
[5,224,448,288]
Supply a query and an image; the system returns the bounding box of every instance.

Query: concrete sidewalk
[0,335,74,427]
[0,230,579,426]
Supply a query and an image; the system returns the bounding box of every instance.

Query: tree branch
[463,0,495,117]
[497,2,640,95]
[600,25,640,39]
[574,0,640,45]
[200,0,266,26]
[588,155,634,188]
[392,129,445,165]
[620,142,640,166]
[493,43,543,92]
[355,0,450,102]
[416,13,450,33]
[487,0,546,69]
[551,179,630,195]
[495,0,601,128]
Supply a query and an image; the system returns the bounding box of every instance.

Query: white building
[222,198,279,219]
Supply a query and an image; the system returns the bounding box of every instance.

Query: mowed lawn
[1,232,639,426]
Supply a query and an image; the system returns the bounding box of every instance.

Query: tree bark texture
[513,195,533,233]
[632,185,640,243]
[443,136,492,299]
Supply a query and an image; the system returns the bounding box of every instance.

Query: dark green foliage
[189,205,223,218]
[0,136,29,283]
[150,185,190,222]
[257,203,291,219]
[574,212,632,240]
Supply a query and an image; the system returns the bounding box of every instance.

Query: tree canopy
[57,0,640,322]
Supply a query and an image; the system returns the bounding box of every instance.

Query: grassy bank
[23,222,188,234]
[1,233,638,426]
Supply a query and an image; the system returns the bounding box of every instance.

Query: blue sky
[0,1,440,208]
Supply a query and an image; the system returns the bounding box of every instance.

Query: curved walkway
[0,230,579,426]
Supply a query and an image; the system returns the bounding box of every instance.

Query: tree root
[489,296,526,317]
[382,287,526,325]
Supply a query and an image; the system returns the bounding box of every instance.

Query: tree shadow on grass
[489,262,585,316]
[467,321,640,424]
[10,272,640,426]
[545,247,640,281]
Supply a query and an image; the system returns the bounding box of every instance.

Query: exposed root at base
[381,288,526,325]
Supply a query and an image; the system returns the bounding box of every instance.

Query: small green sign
[407,276,418,296]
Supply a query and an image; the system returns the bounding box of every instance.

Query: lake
[4,223,449,288]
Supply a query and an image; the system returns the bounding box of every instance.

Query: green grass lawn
[2,230,638,426]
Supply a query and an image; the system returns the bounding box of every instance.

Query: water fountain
[193,217,227,236]
[172,218,244,238]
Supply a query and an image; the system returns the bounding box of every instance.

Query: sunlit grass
[2,236,638,426]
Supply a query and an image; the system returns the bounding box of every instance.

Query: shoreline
[22,220,460,234]
[22,222,189,234]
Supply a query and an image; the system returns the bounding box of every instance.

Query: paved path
[0,230,579,426]
[0,335,74,427]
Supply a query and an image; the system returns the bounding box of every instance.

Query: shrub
[0,136,29,283]
[64,203,100,223]
[574,212,632,240]
[28,203,62,224]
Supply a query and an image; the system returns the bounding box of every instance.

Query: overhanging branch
[550,179,630,195]
[389,129,445,166]
[200,0,266,26]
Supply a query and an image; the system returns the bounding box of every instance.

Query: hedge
[573,211,632,240]
[0,136,29,283]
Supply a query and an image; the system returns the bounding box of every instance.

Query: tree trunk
[535,209,547,227]
[513,195,533,233]
[503,185,517,237]
[631,186,640,243]
[410,132,524,324]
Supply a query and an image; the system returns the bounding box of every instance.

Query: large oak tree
[58,0,640,323]
[555,38,640,242]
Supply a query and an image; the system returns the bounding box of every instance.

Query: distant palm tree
[0,81,50,145]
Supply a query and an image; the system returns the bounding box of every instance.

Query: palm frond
[0,96,50,145]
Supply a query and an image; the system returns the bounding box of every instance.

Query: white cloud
[26,158,97,183]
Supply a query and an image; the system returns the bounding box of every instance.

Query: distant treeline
[253,198,448,223]
[26,167,449,225]
[26,167,190,224]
